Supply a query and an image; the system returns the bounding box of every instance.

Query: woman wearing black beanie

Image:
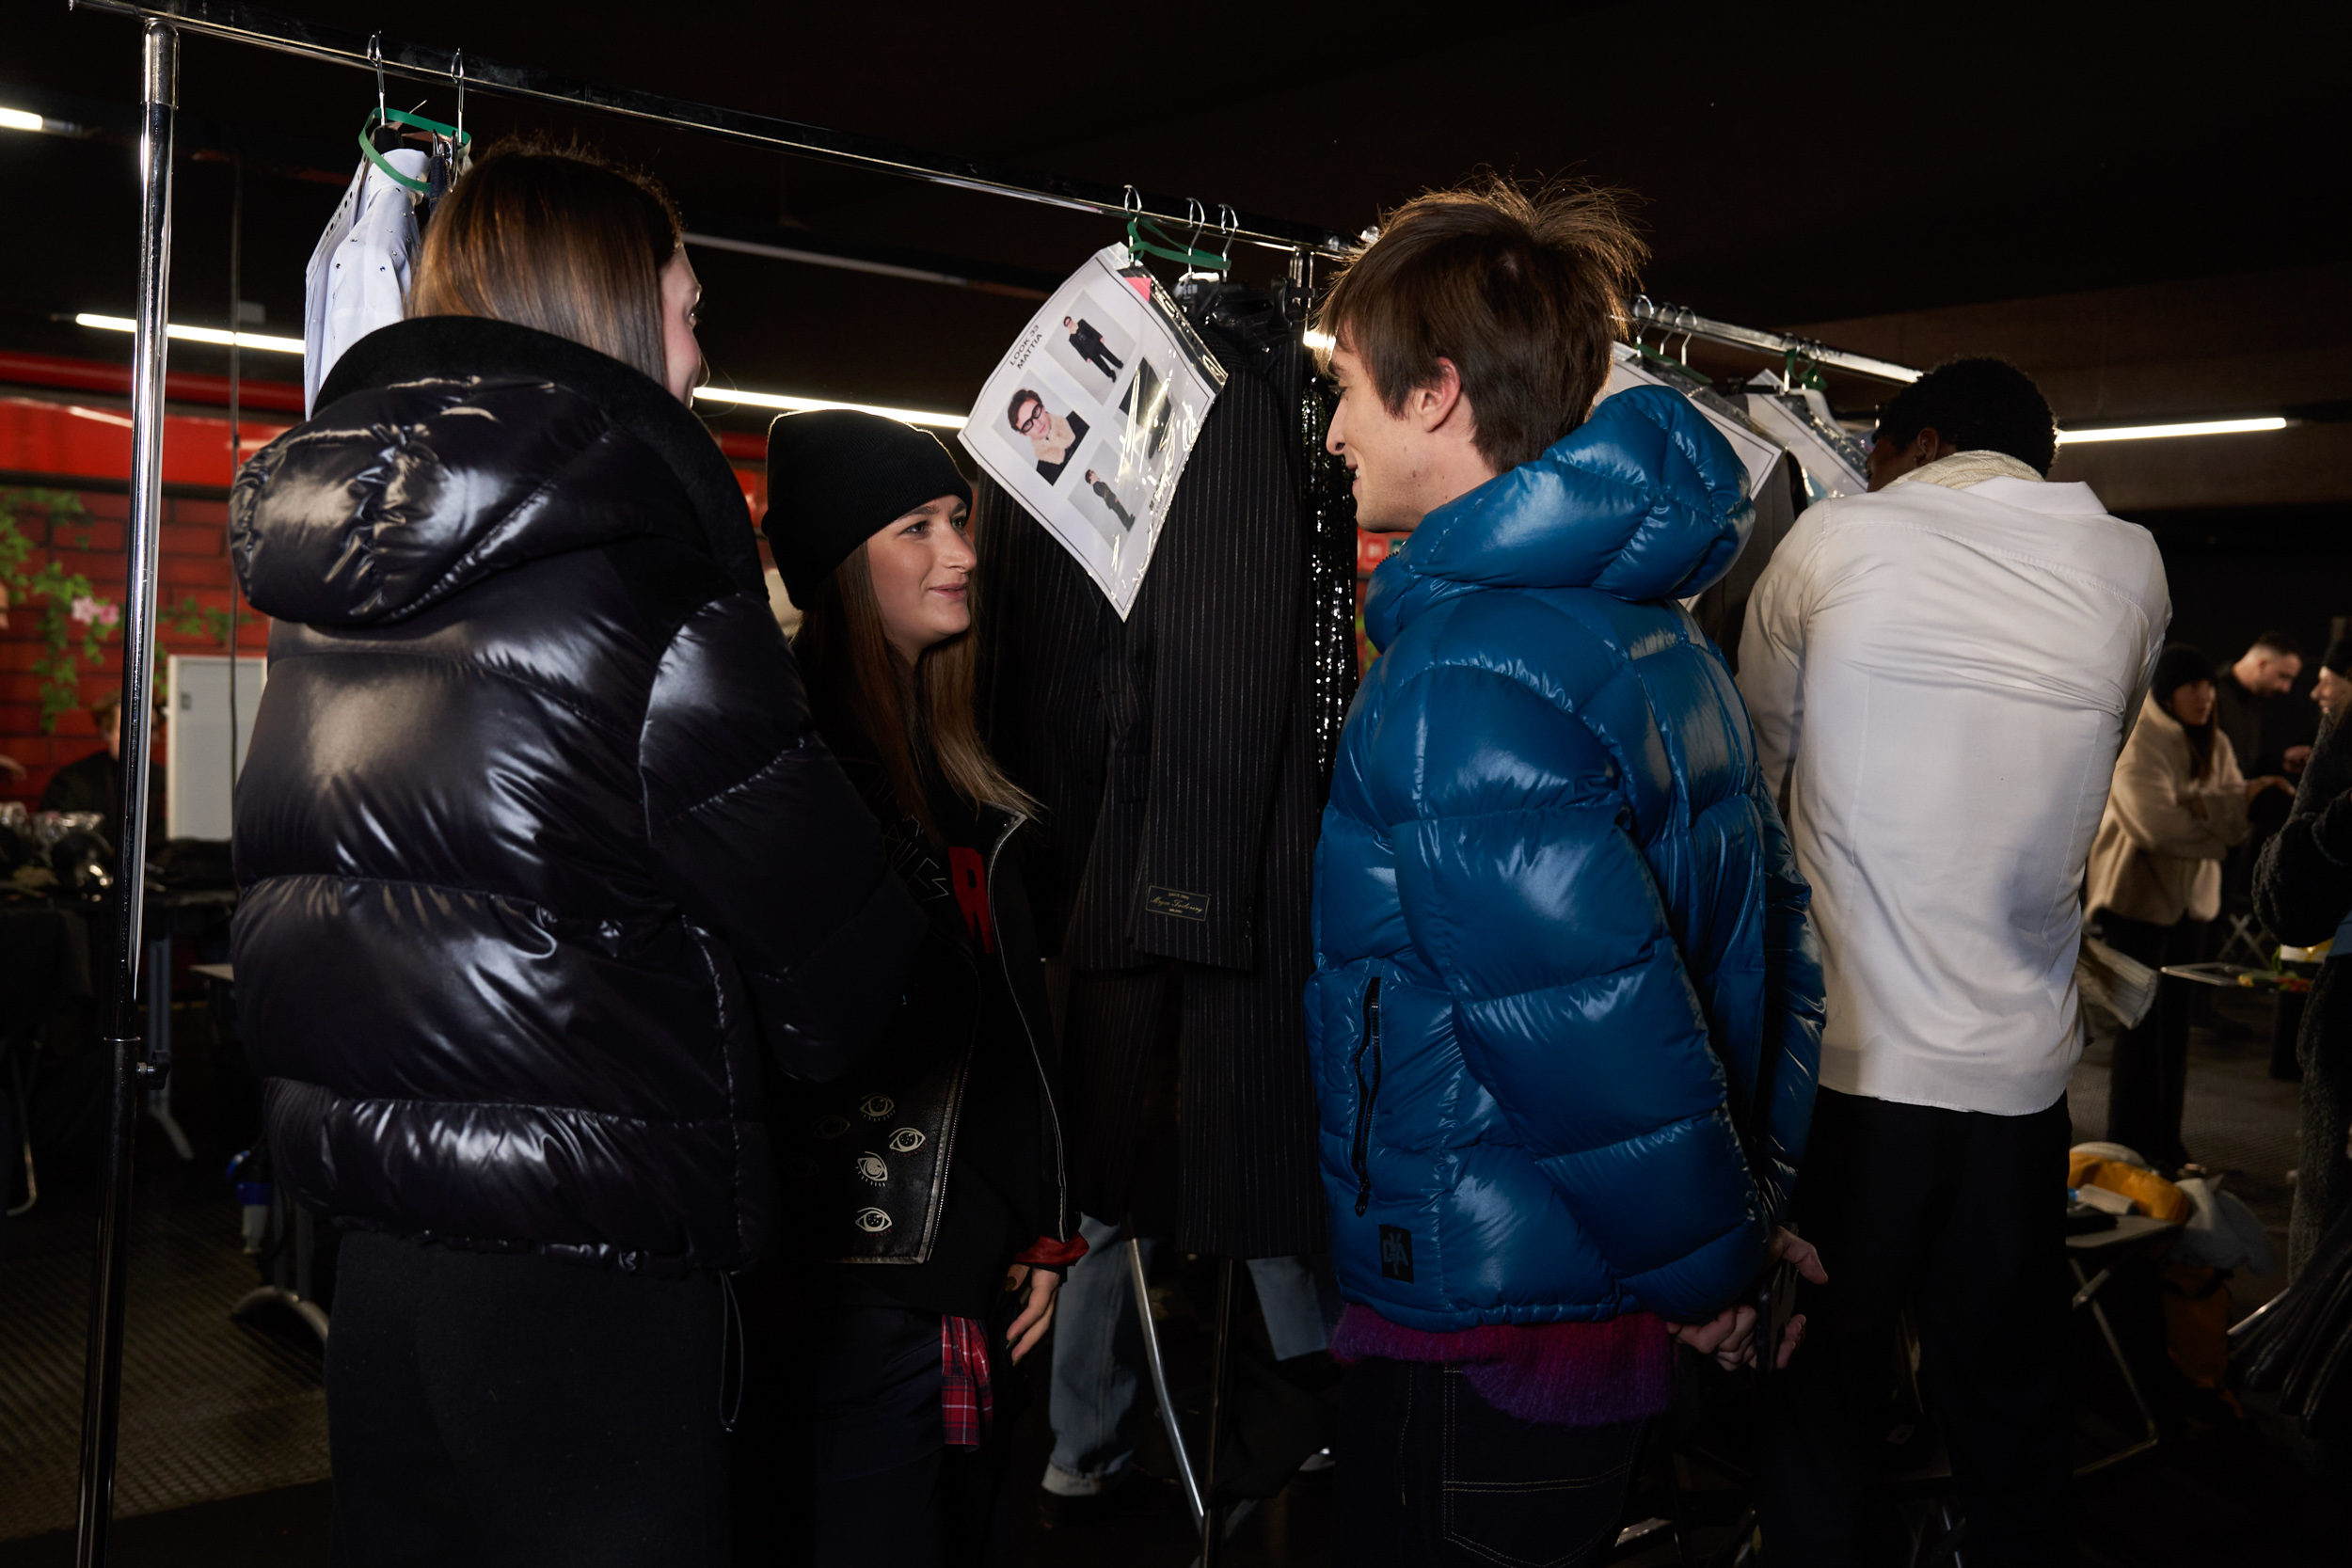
[753,409,1080,1565]
[2089,643,2293,1166]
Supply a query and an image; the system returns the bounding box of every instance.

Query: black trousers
[326,1231,729,1568]
[1331,1357,1643,1568]
[2097,910,2208,1165]
[1756,1087,2073,1566]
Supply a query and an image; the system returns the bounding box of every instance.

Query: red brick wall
[2,484,270,809]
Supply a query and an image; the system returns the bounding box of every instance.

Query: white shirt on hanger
[1737,466,2169,1117]
[304,148,426,414]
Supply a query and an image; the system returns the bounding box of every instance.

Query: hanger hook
[1184,197,1205,255]
[450,48,465,145]
[1219,203,1239,269]
[368,31,387,120]
[1121,184,1142,216]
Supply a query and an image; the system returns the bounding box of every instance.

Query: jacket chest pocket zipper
[1350,978,1383,1217]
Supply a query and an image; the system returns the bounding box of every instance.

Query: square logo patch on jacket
[1379,1225,1414,1283]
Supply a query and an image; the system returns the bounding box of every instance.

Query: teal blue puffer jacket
[1308,385,1822,1331]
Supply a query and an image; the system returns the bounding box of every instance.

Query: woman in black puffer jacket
[229,146,921,1566]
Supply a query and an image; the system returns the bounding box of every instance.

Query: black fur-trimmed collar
[316,316,761,595]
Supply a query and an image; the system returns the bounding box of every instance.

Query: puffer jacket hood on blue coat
[1309,384,1823,1331]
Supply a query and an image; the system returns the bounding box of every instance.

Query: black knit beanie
[764,409,973,606]
[2151,642,2214,709]
[2324,636,2352,678]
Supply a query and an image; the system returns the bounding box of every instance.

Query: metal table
[2067,1213,2185,1477]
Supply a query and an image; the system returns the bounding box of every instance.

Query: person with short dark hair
[39,689,164,850]
[1740,355,2171,1561]
[1061,314,1121,380]
[1005,389,1087,483]
[2215,629,2306,780]
[1309,177,1825,1567]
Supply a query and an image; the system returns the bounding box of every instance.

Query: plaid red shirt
[941,1314,994,1449]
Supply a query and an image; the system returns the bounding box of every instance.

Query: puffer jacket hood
[1365,384,1754,647]
[229,315,920,1274]
[1310,383,1820,1331]
[237,315,762,626]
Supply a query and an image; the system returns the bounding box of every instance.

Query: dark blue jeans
[1332,1357,1643,1567]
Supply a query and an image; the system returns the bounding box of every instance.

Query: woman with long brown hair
[757,409,1079,1565]
[2090,642,2291,1165]
[229,144,921,1563]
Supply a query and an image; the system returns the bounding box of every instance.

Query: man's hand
[2246,775,2293,803]
[1667,1227,1829,1372]
[2286,745,2312,776]
[1766,1226,1829,1370]
[1003,1263,1063,1366]
[1667,1302,1759,1370]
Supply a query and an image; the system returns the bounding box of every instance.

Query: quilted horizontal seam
[1449,939,1676,1006]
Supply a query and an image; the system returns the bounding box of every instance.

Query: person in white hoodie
[1738,358,2169,1565]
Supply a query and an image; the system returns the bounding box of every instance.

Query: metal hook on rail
[1122,184,1142,215]
[1218,202,1239,270]
[368,31,387,120]
[450,48,466,152]
[1184,196,1206,256]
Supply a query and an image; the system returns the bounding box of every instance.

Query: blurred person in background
[229,143,920,1566]
[2089,644,2290,1168]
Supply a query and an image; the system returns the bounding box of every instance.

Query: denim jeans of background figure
[1044,1213,1342,1492]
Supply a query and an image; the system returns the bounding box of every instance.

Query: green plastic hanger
[1125,214,1227,276]
[358,106,469,195]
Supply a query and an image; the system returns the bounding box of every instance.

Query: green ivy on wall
[0,487,119,733]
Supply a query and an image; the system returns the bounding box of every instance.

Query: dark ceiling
[5,0,2347,419]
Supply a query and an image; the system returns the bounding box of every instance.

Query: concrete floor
[1,984,2343,1566]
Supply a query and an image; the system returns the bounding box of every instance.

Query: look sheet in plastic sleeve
[959,245,1225,618]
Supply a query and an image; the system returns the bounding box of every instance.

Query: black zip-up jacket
[788,728,1070,1315]
[228,317,923,1274]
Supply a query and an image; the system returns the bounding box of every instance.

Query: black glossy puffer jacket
[228,317,923,1274]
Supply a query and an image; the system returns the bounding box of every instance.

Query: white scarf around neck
[1888,449,2045,491]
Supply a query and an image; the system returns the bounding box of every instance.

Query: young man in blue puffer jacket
[1308,180,1827,1565]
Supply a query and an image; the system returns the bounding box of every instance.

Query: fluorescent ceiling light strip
[0,107,43,133]
[693,386,964,430]
[75,312,305,355]
[2056,417,2287,445]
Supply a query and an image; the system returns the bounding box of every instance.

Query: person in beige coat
[2088,642,2291,1165]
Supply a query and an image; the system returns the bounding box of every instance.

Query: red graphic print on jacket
[948,846,993,952]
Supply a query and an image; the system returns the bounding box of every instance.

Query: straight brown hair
[407,140,680,385]
[1315,176,1647,472]
[794,539,1037,841]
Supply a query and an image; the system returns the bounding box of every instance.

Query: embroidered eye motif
[812,1115,851,1140]
[887,1127,926,1155]
[854,1207,892,1233]
[854,1152,888,1184]
[858,1094,896,1120]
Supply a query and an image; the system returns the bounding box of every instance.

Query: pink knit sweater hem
[1330,1303,1675,1427]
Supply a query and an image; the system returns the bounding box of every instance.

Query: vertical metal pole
[74,20,175,1565]
[1199,1258,1237,1567]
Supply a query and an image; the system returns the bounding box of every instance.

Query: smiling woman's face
[865,495,975,666]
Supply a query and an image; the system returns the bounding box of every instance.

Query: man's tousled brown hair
[408,139,682,386]
[1315,176,1647,471]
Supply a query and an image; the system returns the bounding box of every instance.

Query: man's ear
[1915,425,1960,462]
[1414,356,1469,434]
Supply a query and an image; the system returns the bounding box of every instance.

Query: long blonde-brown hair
[793,536,1037,841]
[407,140,679,385]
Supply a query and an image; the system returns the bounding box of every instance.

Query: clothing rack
[1632,296,1921,387]
[60,6,1918,1561]
[72,0,1362,259]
